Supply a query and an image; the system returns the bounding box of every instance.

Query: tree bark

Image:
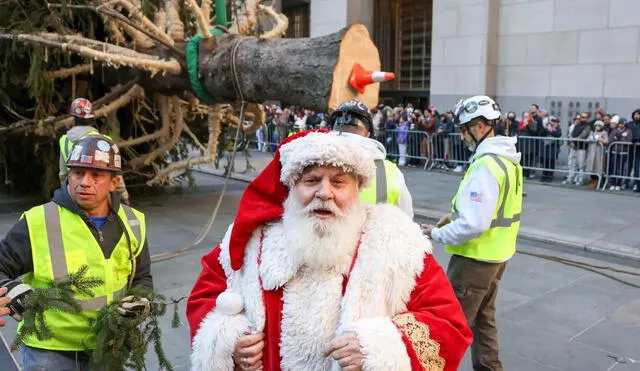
[198,24,381,112]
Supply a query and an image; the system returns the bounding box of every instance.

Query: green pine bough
[90,287,182,371]
[11,265,104,350]
[11,265,183,371]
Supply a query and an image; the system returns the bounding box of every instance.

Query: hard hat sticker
[97,140,111,152]
[114,155,121,168]
[80,155,93,164]
[70,146,83,161]
[112,144,120,154]
[94,150,110,163]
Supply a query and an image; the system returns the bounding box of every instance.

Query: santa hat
[228,130,376,271]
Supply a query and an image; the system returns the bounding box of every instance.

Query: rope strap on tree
[186,28,226,105]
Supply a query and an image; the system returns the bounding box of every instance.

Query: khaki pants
[447,255,507,371]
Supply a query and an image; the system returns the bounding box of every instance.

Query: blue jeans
[21,346,91,371]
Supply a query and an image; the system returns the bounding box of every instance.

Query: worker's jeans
[21,345,91,371]
[447,255,508,371]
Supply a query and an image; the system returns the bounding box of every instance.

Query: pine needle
[11,265,104,350]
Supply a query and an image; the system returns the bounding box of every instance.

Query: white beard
[281,194,365,273]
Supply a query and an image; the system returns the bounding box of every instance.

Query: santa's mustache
[302,198,344,218]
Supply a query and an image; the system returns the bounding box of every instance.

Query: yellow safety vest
[20,202,146,351]
[445,153,523,261]
[360,159,401,205]
[59,130,101,163]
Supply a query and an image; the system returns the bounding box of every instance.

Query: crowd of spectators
[254,103,640,193]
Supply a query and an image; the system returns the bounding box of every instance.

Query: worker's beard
[281,194,365,271]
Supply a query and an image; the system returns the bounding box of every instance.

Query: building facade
[283,0,640,120]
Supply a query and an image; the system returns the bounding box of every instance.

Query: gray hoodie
[431,136,521,261]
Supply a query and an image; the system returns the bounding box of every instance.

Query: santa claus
[187,130,472,371]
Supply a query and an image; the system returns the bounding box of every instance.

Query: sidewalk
[195,150,640,261]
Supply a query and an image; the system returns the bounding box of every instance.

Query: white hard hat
[453,95,501,127]
[611,115,620,124]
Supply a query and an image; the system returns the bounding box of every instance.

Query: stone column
[429,0,499,110]
[310,0,374,37]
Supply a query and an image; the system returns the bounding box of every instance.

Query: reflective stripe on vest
[359,159,401,205]
[445,153,523,262]
[21,202,146,350]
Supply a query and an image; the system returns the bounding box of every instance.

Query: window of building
[374,0,432,92]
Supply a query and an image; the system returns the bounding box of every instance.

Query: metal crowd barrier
[601,141,640,191]
[240,124,640,194]
[382,129,431,167]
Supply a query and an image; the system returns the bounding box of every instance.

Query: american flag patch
[470,191,484,202]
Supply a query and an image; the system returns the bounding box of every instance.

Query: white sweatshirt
[330,131,414,218]
[431,136,521,250]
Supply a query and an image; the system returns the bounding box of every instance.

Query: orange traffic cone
[349,63,395,94]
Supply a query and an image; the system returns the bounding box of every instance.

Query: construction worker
[60,98,130,205]
[329,98,414,217]
[422,95,523,371]
[0,135,153,370]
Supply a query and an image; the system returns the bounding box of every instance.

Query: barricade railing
[241,126,640,194]
[427,132,470,169]
[382,129,431,167]
[601,141,640,191]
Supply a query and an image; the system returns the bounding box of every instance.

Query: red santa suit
[187,131,472,370]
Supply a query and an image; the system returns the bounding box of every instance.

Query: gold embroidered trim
[393,312,446,371]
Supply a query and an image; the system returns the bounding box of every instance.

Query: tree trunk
[198,24,381,112]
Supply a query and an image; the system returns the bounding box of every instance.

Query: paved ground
[1,153,639,370]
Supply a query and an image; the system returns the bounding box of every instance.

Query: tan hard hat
[66,135,122,174]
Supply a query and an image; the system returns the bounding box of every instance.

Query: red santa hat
[228,130,376,271]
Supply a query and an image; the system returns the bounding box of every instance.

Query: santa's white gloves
[2,281,34,321]
[117,295,151,318]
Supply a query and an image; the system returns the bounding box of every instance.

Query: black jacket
[0,183,153,290]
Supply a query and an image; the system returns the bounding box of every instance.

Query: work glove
[116,295,151,318]
[2,281,33,321]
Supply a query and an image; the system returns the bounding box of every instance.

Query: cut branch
[258,5,288,38]
[102,0,175,47]
[230,0,259,35]
[47,3,185,56]
[47,64,92,79]
[49,84,145,132]
[130,96,184,168]
[118,94,171,148]
[0,80,138,135]
[185,0,211,38]
[146,105,221,185]
[165,0,185,42]
[0,34,181,75]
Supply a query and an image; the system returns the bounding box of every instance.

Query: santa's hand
[325,332,364,371]
[233,331,264,371]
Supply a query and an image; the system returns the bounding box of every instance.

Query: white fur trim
[190,310,251,371]
[204,205,432,369]
[345,317,412,371]
[216,291,244,315]
[339,204,432,326]
[280,269,345,371]
[279,132,376,187]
